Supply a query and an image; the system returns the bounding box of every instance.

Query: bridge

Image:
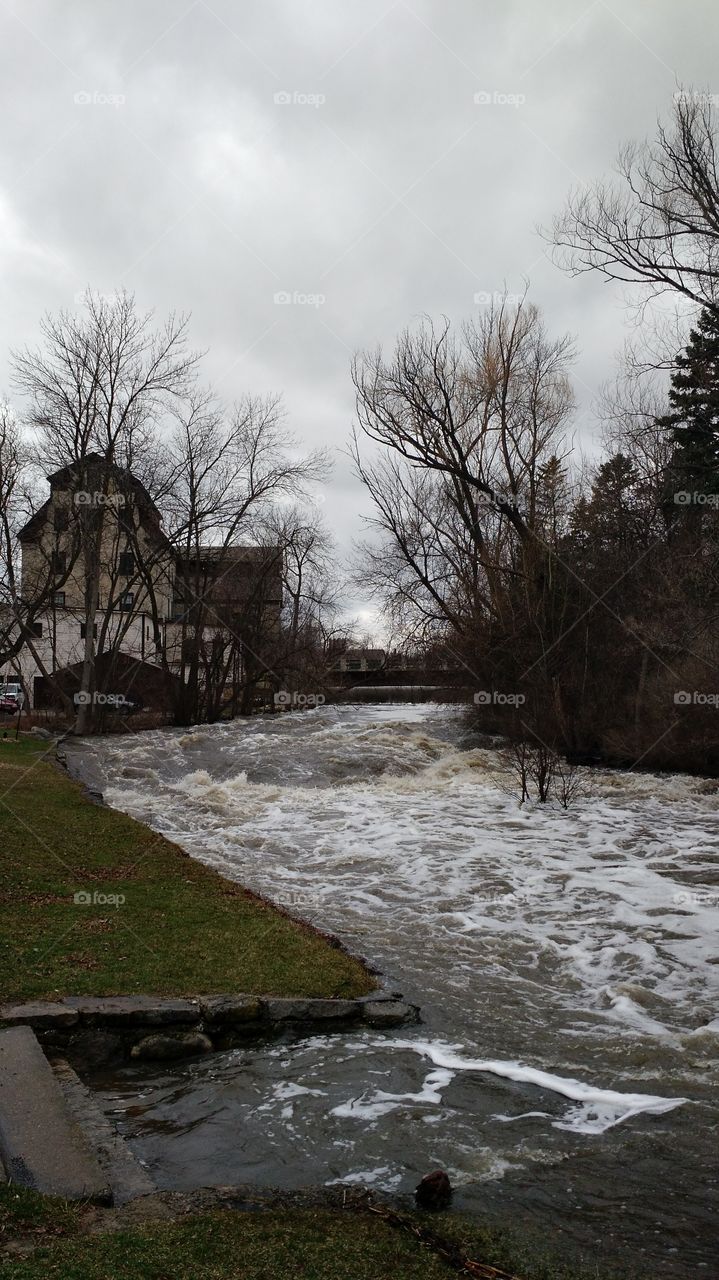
[328,668,472,700]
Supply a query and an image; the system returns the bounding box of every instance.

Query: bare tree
[549,91,719,311]
[552,755,583,809]
[351,298,576,697]
[0,406,31,668]
[353,299,573,545]
[269,506,346,694]
[142,394,326,724]
[12,291,200,731]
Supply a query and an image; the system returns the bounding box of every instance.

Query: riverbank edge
[0,1181,625,1280]
[55,734,399,1004]
[2,734,419,1067]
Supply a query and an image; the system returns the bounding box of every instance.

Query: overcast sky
[1,0,717,632]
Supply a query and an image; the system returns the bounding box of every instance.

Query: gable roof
[18,498,52,544]
[47,454,159,512]
[18,456,167,546]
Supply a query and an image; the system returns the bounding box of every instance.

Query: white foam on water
[331,1067,455,1120]
[88,703,717,1141]
[273,1082,326,1100]
[108,734,718,1038]
[79,705,719,1277]
[325,1166,404,1189]
[381,1039,689,1134]
[603,991,680,1042]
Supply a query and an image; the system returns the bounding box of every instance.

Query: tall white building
[14,456,173,707]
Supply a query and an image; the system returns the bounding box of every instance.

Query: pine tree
[660,307,719,497]
[571,453,644,563]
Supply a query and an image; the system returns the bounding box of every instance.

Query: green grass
[0,1187,628,1280]
[0,737,373,1002]
[0,1194,450,1280]
[0,1184,84,1240]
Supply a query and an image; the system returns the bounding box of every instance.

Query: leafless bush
[504,739,582,807]
[506,739,532,803]
[552,756,584,809]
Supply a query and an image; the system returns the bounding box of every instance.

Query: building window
[51,551,66,574]
[118,505,133,531]
[53,591,65,607]
[118,551,135,575]
[120,592,134,611]
[53,509,69,532]
[80,623,98,640]
[30,622,43,638]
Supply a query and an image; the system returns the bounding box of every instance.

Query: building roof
[342,648,386,660]
[46,454,157,508]
[18,499,52,543]
[176,545,281,564]
[18,455,167,545]
[33,650,180,710]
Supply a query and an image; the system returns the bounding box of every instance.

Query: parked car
[0,683,24,714]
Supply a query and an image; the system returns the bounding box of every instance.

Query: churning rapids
[69,704,719,1275]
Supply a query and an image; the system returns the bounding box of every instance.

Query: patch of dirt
[70,865,141,882]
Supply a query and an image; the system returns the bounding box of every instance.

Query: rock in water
[415,1169,452,1210]
[130,1032,213,1061]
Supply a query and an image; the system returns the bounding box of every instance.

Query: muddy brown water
[68,704,719,1276]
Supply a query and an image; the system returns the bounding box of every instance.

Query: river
[68,703,719,1276]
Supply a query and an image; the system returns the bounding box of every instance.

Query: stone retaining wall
[0,992,420,1070]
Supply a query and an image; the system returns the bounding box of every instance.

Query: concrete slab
[200,995,264,1023]
[362,1000,418,1026]
[0,1027,110,1202]
[0,1002,79,1030]
[62,996,201,1026]
[264,998,361,1022]
[52,1058,155,1205]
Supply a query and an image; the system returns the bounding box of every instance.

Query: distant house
[16,456,173,706]
[13,457,282,709]
[166,543,283,709]
[171,545,282,629]
[333,648,386,674]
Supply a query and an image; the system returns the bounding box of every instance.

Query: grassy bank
[0,1193,447,1280]
[0,1186,624,1280]
[0,736,373,1002]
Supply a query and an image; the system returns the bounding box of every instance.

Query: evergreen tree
[569,453,649,571]
[660,307,719,497]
